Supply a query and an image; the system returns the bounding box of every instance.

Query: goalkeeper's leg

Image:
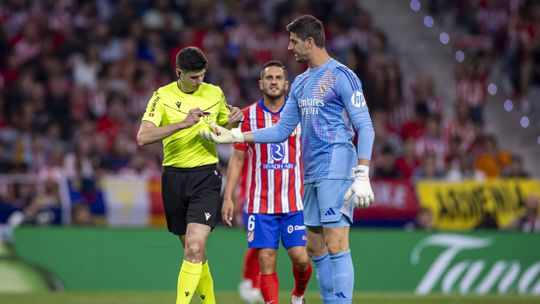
[325,226,354,304]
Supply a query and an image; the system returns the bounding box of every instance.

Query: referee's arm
[137,108,205,146]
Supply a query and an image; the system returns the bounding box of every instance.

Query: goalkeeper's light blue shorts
[303,179,354,227]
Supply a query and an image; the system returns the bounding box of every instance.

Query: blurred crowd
[427,0,540,128]
[0,0,537,230]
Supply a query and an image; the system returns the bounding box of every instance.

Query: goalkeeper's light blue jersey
[253,58,374,183]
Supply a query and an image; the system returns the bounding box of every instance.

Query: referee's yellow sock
[176,260,202,304]
[196,260,216,304]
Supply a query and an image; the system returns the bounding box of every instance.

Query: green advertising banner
[13,228,540,295]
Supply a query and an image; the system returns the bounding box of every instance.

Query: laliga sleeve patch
[350,91,366,108]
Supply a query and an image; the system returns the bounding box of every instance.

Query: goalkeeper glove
[199,123,245,144]
[344,165,374,208]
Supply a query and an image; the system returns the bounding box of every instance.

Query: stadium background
[1,0,540,303]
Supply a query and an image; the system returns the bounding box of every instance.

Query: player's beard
[263,86,286,100]
[293,51,309,63]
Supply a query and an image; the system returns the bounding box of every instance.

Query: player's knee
[325,238,347,254]
[291,254,310,270]
[306,243,325,258]
[258,250,277,262]
[184,242,204,262]
[258,250,277,273]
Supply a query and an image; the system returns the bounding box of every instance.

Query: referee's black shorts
[162,164,222,236]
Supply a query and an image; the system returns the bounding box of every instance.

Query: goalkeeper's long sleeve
[252,94,301,143]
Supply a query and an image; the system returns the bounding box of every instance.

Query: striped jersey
[234,98,303,214]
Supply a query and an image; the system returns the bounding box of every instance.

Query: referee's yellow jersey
[141,81,230,168]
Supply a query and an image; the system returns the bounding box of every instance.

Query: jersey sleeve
[253,93,301,143]
[216,88,231,126]
[233,107,251,151]
[141,91,164,127]
[335,67,375,160]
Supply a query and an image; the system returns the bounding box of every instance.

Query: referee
[137,46,243,304]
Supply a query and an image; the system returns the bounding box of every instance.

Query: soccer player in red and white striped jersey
[223,60,311,304]
[240,93,304,215]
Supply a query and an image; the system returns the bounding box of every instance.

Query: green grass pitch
[0,291,538,304]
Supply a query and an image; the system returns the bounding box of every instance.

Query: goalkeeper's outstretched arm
[200,94,300,144]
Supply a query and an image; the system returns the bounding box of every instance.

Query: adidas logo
[324,208,336,216]
[205,212,211,221]
[335,291,347,298]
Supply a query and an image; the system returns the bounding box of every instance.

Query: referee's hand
[181,108,204,128]
[222,198,235,227]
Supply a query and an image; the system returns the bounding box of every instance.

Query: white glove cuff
[231,128,245,143]
[352,165,370,179]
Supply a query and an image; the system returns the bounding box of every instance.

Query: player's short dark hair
[175,47,207,71]
[260,60,287,79]
[286,15,325,47]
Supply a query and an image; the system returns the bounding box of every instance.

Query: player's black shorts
[162,164,222,236]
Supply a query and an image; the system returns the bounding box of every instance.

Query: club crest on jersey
[203,113,213,124]
[350,91,366,108]
[270,143,285,161]
[247,231,254,242]
[320,81,327,93]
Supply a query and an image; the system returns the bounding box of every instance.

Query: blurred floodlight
[439,32,450,44]
[520,116,530,128]
[504,99,513,112]
[410,0,421,11]
[455,50,465,62]
[488,83,498,95]
[424,16,434,28]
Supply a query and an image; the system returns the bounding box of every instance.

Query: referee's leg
[177,223,211,304]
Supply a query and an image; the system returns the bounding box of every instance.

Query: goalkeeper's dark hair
[286,15,325,48]
[260,60,287,79]
[176,47,207,71]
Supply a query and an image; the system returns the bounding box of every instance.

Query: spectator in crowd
[405,207,435,231]
[446,153,487,182]
[6,179,60,227]
[474,134,512,179]
[503,154,530,178]
[456,59,486,123]
[371,108,401,162]
[416,114,447,170]
[374,144,402,179]
[508,195,540,232]
[444,102,476,154]
[413,153,446,182]
[395,137,422,180]
[71,202,94,226]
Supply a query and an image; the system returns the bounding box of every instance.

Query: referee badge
[203,113,213,124]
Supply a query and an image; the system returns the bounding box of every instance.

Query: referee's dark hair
[260,60,288,79]
[286,15,325,48]
[176,47,208,71]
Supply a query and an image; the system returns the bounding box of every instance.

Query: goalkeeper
[201,15,375,304]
